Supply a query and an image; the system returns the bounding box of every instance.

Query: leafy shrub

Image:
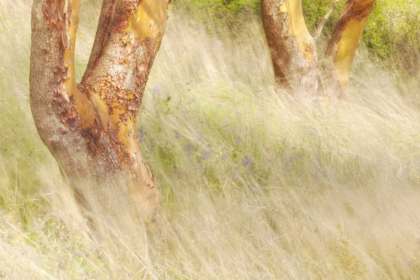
[173,0,420,75]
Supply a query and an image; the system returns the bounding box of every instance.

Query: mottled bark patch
[261,0,319,96]
[44,0,64,24]
[31,0,169,224]
[58,105,80,131]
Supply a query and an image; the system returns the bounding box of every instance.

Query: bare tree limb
[314,0,339,42]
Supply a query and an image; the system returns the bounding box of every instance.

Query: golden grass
[1,0,420,279]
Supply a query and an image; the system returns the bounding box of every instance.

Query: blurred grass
[174,0,420,78]
[1,0,420,279]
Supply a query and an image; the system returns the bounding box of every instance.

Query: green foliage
[173,0,260,29]
[173,0,420,75]
[1,0,420,278]
[362,0,420,74]
[301,0,344,34]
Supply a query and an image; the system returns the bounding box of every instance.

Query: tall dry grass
[1,0,420,279]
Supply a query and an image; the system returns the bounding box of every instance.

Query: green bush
[366,0,420,75]
[173,0,420,75]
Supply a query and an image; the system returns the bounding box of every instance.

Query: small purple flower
[289,154,300,162]
[201,150,212,160]
[235,138,243,146]
[175,131,180,139]
[138,128,147,143]
[184,144,195,153]
[243,156,252,165]
[405,260,413,267]
[311,128,319,136]
[153,87,161,93]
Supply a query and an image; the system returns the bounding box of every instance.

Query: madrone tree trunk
[261,0,320,96]
[261,0,377,98]
[30,0,170,224]
[323,0,377,96]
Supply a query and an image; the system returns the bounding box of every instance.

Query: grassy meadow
[1,0,420,279]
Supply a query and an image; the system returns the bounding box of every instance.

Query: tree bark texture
[30,0,170,223]
[261,0,377,98]
[323,0,377,96]
[261,0,320,96]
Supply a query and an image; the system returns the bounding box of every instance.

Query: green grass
[1,0,420,279]
[174,0,420,77]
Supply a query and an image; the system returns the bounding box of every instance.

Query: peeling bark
[261,0,320,97]
[323,0,377,97]
[30,0,170,224]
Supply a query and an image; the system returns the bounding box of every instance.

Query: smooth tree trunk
[261,0,377,98]
[323,0,377,97]
[261,0,320,96]
[30,0,170,224]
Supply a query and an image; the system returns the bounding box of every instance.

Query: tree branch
[314,0,339,42]
[81,0,169,105]
[323,0,377,96]
[79,0,171,223]
[30,0,82,137]
[82,0,116,81]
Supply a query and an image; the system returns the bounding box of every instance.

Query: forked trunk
[261,0,320,97]
[261,0,377,99]
[30,0,169,224]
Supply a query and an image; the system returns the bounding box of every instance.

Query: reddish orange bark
[261,0,377,98]
[261,0,320,96]
[323,0,377,96]
[30,0,170,223]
